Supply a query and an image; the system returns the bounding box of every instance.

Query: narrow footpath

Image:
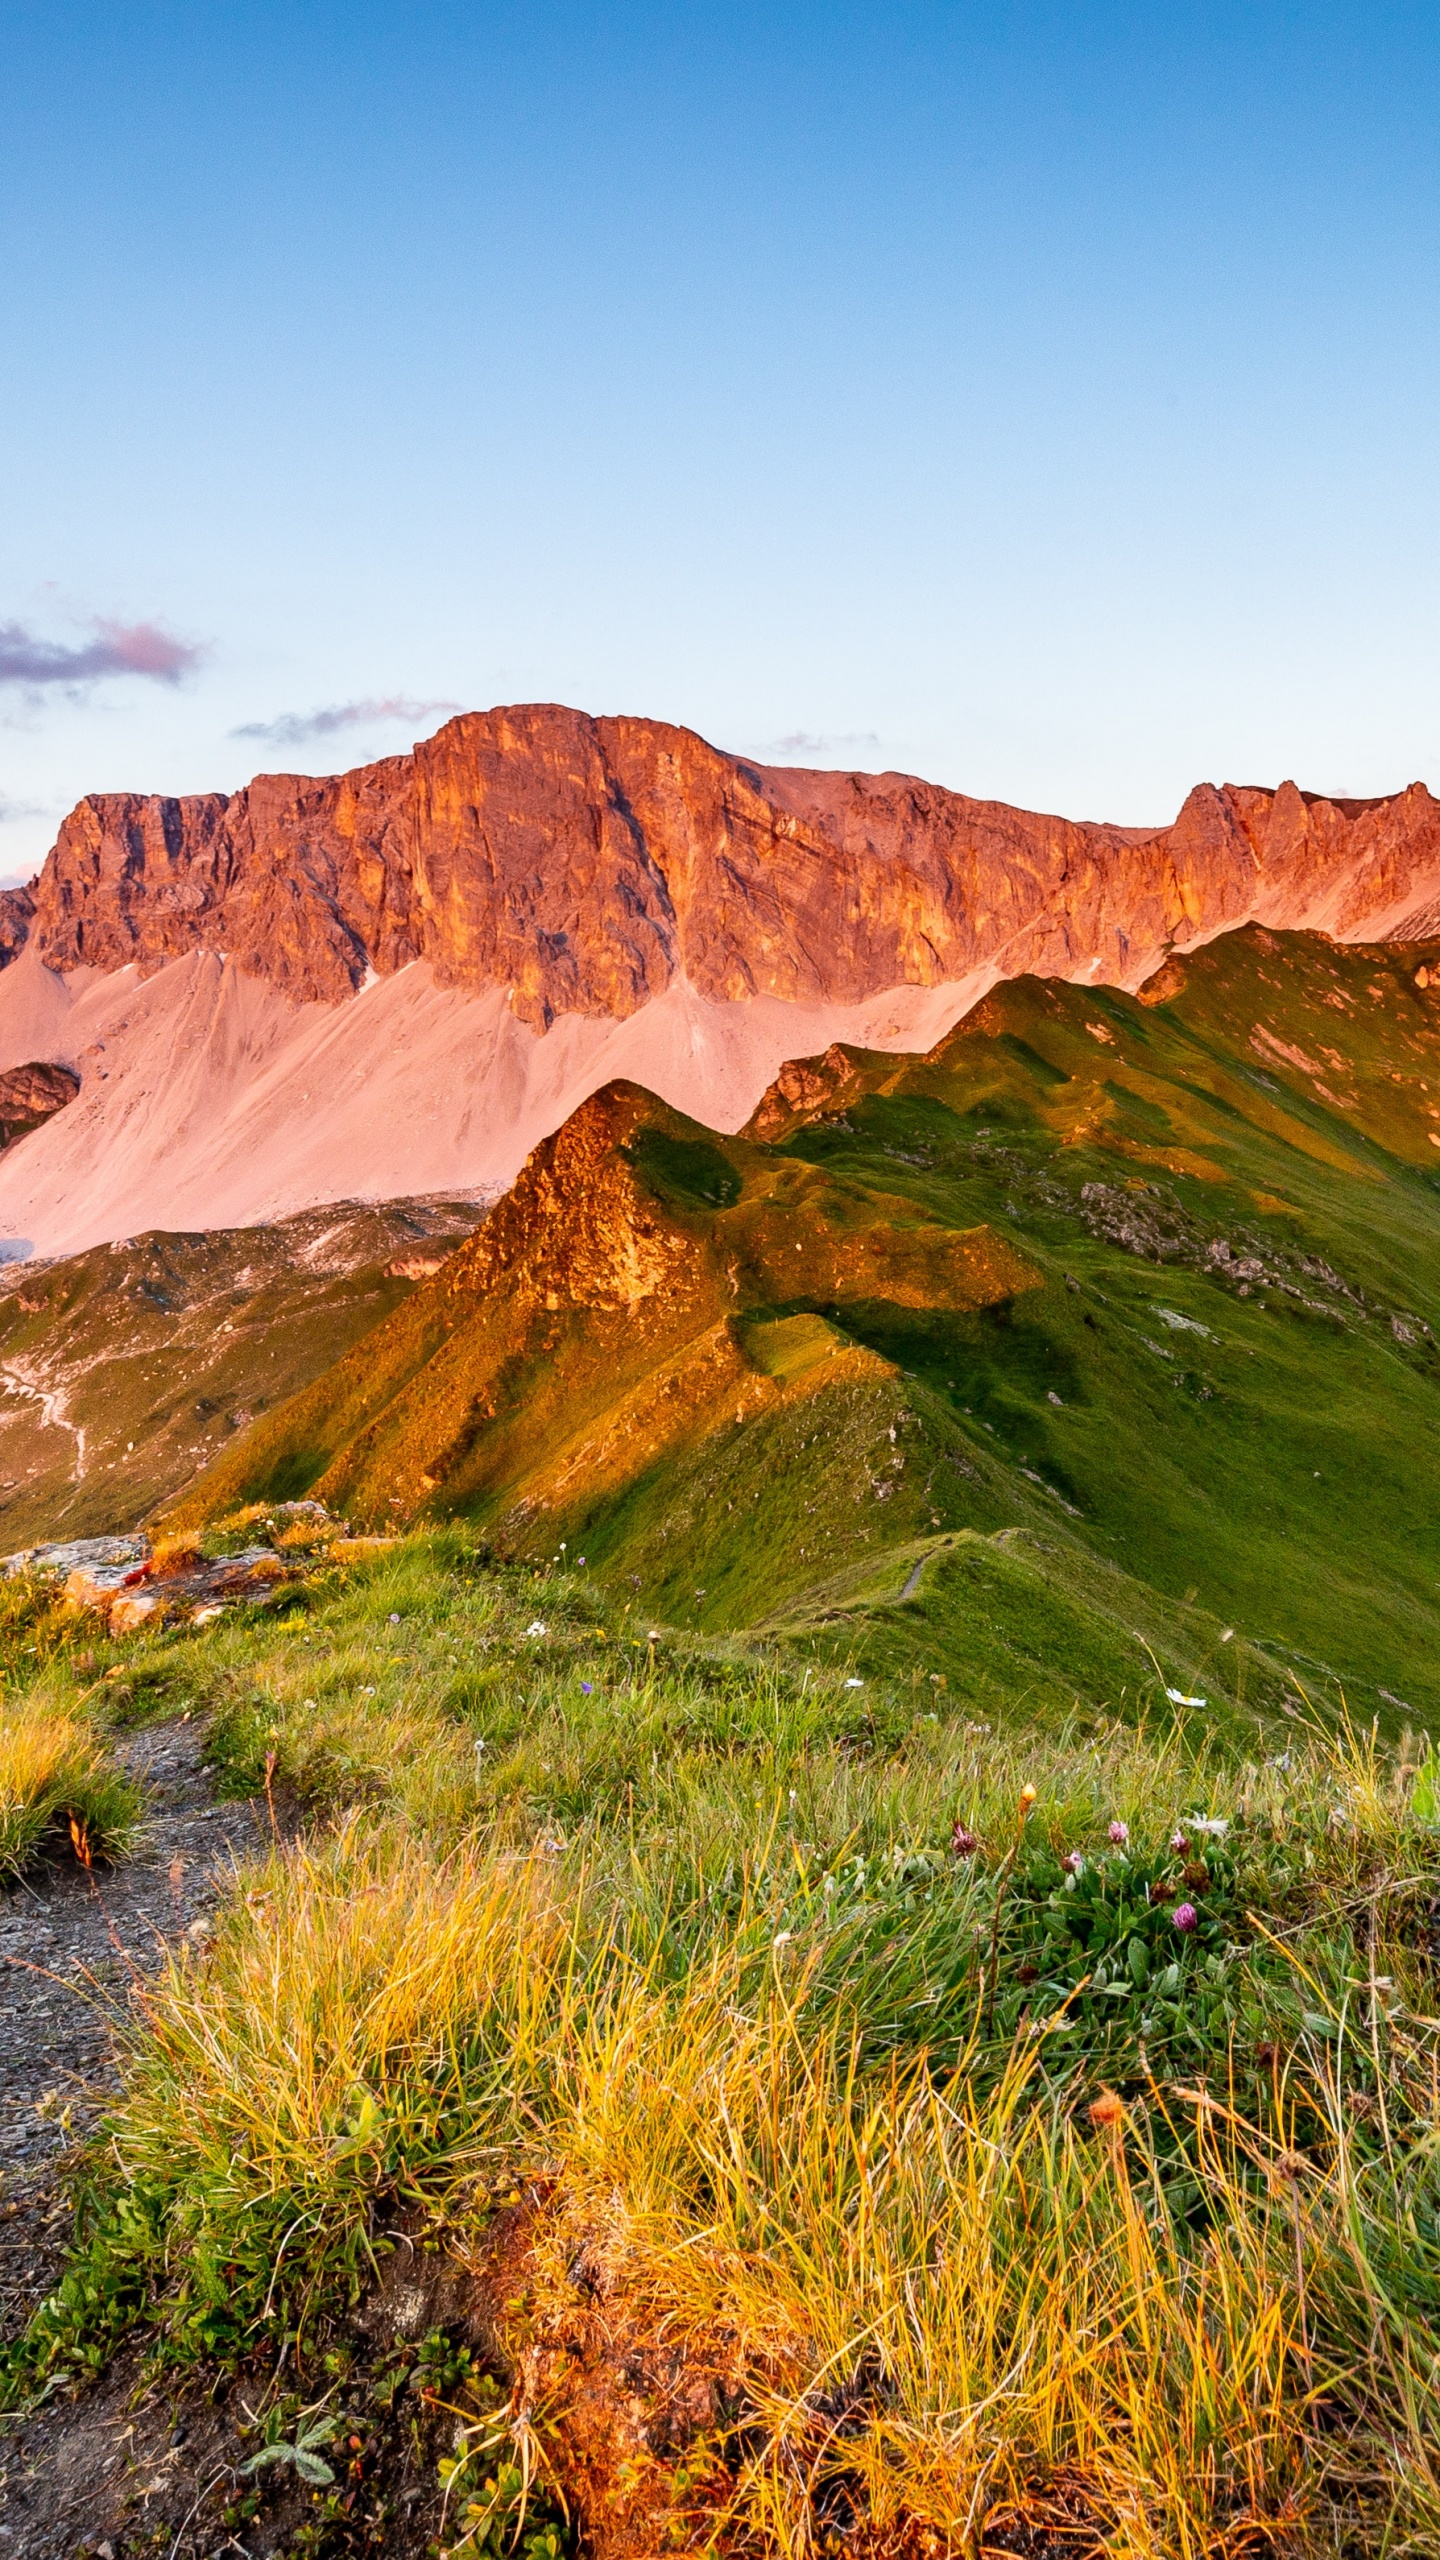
[1,1719,273,2336]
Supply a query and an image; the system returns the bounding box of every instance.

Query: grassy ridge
[169,928,1440,1733]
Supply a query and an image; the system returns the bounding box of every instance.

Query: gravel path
[0,1722,274,2341]
[0,1728,448,2560]
[0,1735,360,2558]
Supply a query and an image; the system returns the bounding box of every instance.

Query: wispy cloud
[232,695,462,749]
[0,618,204,688]
[749,729,884,762]
[0,795,44,827]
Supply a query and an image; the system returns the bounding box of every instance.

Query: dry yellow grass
[94,1828,1440,2554]
[0,1705,138,1877]
[524,1964,1316,2557]
[112,1825,568,2221]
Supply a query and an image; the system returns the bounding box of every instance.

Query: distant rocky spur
[0,1060,77,1152]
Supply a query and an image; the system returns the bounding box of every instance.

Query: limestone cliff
[8,708,1438,1028]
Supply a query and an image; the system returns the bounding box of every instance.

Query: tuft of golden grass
[521,1965,1316,2558]
[109,1825,569,2238]
[0,1705,139,1878]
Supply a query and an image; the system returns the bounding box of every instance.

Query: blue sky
[1,2,1437,873]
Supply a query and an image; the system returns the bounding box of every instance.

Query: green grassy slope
[169,927,1440,1732]
[740,927,1440,1720]
[5,1533,1440,2557]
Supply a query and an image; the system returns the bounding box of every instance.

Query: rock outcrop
[7,708,1439,1028]
[161,1078,1040,1535]
[0,1059,79,1149]
[0,881,35,970]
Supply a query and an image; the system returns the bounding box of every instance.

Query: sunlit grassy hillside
[168,928,1440,1732]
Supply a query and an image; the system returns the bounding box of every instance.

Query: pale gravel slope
[0,946,998,1259]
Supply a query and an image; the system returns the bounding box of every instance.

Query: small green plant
[240,2408,339,2486]
[440,2385,571,2560]
[449,2461,569,2558]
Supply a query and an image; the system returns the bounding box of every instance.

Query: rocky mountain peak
[3,707,1435,1031]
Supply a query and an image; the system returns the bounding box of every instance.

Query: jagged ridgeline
[163,923,1440,1734]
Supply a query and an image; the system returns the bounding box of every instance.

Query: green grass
[8,929,1440,2548]
[3,1533,1439,2560]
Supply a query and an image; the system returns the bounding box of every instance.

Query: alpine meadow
[3,734,1440,2560]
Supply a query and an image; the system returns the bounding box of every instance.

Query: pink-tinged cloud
[233,695,463,748]
[0,618,204,687]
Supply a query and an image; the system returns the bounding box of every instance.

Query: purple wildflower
[580,1681,593,1694]
[1063,1849,1084,1875]
[950,1821,979,1859]
[1108,1820,1129,1847]
[1173,1902,1199,1934]
[1170,1830,1189,1855]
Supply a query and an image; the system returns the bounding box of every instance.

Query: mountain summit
[0,705,1436,1253]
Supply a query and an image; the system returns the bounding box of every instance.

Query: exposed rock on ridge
[5,707,1438,1029]
[164,1080,1039,1535]
[0,1058,78,1149]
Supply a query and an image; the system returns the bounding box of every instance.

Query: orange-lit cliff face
[5,705,1438,1026]
[0,705,1436,1259]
